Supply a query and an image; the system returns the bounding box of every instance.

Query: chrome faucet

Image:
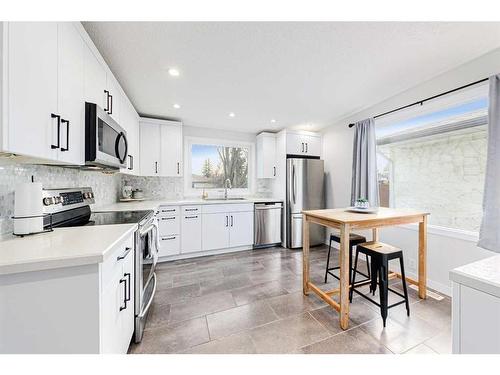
[224,178,232,199]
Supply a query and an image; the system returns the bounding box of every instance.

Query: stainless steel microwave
[85,102,128,169]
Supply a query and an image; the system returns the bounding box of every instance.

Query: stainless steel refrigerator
[286,158,325,249]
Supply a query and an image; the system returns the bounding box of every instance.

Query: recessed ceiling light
[270,119,276,123]
[168,68,180,77]
[229,112,235,118]
[173,103,181,109]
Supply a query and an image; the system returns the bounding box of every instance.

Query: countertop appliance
[41,187,158,344]
[85,102,128,170]
[254,202,282,248]
[286,158,325,249]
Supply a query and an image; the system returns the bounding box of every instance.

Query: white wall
[321,48,500,296]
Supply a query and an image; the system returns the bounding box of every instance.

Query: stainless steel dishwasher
[254,202,283,248]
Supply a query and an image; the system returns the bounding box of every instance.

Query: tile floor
[129,245,451,354]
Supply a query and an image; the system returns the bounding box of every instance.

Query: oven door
[85,102,128,169]
[134,218,159,343]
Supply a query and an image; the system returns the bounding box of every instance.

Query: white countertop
[450,255,500,298]
[94,197,283,212]
[0,224,137,275]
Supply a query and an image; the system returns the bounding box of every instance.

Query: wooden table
[302,207,429,330]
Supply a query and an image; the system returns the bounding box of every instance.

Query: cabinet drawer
[202,203,254,214]
[157,205,179,216]
[181,214,202,254]
[159,235,181,257]
[158,215,180,235]
[182,205,201,214]
[101,234,134,290]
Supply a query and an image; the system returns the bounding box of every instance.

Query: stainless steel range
[41,187,159,343]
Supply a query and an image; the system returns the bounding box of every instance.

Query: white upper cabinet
[256,132,277,178]
[160,123,183,177]
[1,22,141,167]
[6,22,59,161]
[57,22,85,165]
[286,131,321,157]
[139,118,183,177]
[83,44,107,109]
[5,22,85,164]
[120,100,140,175]
[105,73,121,124]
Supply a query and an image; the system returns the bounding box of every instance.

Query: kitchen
[1,11,500,365]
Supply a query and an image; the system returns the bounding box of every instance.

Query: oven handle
[138,272,157,319]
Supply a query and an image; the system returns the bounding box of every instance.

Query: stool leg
[379,259,389,327]
[349,245,353,288]
[370,256,379,295]
[324,237,333,283]
[349,249,359,302]
[365,254,371,279]
[399,256,411,316]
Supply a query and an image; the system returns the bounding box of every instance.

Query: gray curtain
[350,118,380,207]
[478,75,500,253]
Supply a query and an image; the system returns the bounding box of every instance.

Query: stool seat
[350,241,410,327]
[358,241,401,256]
[330,233,366,246]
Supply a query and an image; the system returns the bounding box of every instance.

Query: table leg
[339,223,351,329]
[372,228,379,242]
[418,215,427,299]
[302,214,310,295]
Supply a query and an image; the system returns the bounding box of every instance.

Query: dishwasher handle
[255,203,283,210]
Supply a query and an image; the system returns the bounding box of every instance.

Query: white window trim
[183,136,255,197]
[399,223,479,242]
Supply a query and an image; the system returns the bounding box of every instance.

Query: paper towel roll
[14,182,43,235]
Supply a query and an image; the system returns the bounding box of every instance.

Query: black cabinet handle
[125,273,131,303]
[185,215,198,219]
[177,162,180,174]
[60,119,69,152]
[305,143,308,153]
[119,277,127,311]
[51,113,61,149]
[273,166,276,177]
[104,90,110,112]
[155,161,158,174]
[301,143,304,153]
[226,215,229,227]
[117,246,132,261]
[161,217,176,221]
[230,215,233,227]
[128,155,133,170]
[109,94,113,115]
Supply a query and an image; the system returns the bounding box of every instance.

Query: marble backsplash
[0,162,121,235]
[0,161,275,235]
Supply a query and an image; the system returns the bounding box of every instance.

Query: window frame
[183,136,255,197]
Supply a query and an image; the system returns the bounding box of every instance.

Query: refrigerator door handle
[292,164,296,204]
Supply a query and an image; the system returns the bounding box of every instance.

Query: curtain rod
[348,77,489,128]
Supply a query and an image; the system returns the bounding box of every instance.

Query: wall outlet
[409,258,416,271]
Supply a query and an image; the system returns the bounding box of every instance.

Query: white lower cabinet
[202,212,231,251]
[101,241,135,354]
[181,214,202,253]
[156,203,254,259]
[229,211,254,247]
[0,232,135,354]
[159,235,181,257]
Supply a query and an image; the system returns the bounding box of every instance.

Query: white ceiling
[83,22,500,134]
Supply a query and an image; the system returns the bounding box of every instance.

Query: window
[185,137,253,194]
[376,86,488,232]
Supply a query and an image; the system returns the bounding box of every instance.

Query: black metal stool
[350,241,410,327]
[324,233,370,284]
